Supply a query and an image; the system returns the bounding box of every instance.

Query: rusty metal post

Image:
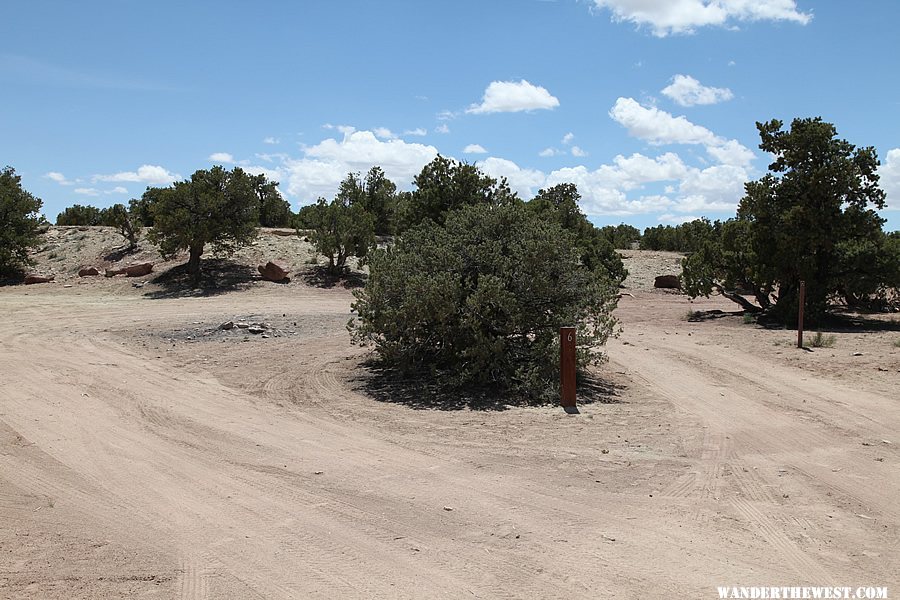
[797,280,806,348]
[560,327,576,408]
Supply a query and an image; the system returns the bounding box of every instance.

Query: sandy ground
[1,233,899,598]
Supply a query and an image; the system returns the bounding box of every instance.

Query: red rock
[124,262,153,277]
[78,266,100,277]
[654,274,681,289]
[258,261,290,282]
[24,274,54,285]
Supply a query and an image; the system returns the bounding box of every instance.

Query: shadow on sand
[302,266,367,290]
[354,361,624,411]
[143,259,259,299]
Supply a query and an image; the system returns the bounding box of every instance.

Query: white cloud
[285,129,439,203]
[93,165,180,185]
[243,165,284,183]
[571,146,587,157]
[465,147,748,218]
[44,171,74,185]
[610,97,720,145]
[263,137,280,145]
[658,213,702,224]
[374,127,396,140]
[539,147,561,157]
[661,74,734,106]
[677,164,748,212]
[466,80,560,114]
[610,97,757,169]
[562,132,575,145]
[74,186,130,196]
[208,152,234,163]
[463,144,488,154]
[404,128,428,137]
[435,124,450,134]
[592,0,812,37]
[879,148,900,210]
[706,139,755,167]
[477,157,546,198]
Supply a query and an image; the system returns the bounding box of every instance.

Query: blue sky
[3,0,899,231]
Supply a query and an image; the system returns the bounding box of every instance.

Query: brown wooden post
[797,280,806,348]
[560,327,576,408]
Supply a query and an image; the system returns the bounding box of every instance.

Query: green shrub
[350,203,619,401]
[809,331,836,348]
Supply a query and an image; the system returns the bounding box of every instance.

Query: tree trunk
[187,243,203,285]
[714,285,761,312]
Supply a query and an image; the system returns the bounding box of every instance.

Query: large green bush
[682,117,896,323]
[350,202,619,401]
[0,166,44,277]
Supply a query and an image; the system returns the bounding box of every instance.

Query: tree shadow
[143,258,256,298]
[353,360,623,411]
[812,310,900,333]
[102,245,140,263]
[685,308,744,322]
[302,266,367,289]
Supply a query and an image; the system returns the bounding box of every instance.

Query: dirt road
[1,281,897,598]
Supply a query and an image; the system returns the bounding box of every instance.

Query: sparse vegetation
[808,331,836,348]
[743,313,754,325]
[104,203,140,251]
[307,173,377,276]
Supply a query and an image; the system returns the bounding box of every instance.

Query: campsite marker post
[797,280,806,348]
[560,327,576,408]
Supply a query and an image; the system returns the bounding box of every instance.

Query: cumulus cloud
[44,171,74,185]
[706,139,755,167]
[465,146,748,217]
[661,74,734,106]
[75,186,130,196]
[610,97,720,145]
[610,97,756,169]
[263,137,280,145]
[571,146,587,157]
[404,128,428,137]
[677,164,749,212]
[539,147,561,157]
[467,80,560,114]
[658,213,702,224]
[477,157,546,198]
[879,148,900,210]
[284,129,439,203]
[591,0,812,37]
[208,152,234,163]
[374,127,396,140]
[562,132,575,145]
[435,124,450,134]
[463,144,488,154]
[93,165,181,185]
